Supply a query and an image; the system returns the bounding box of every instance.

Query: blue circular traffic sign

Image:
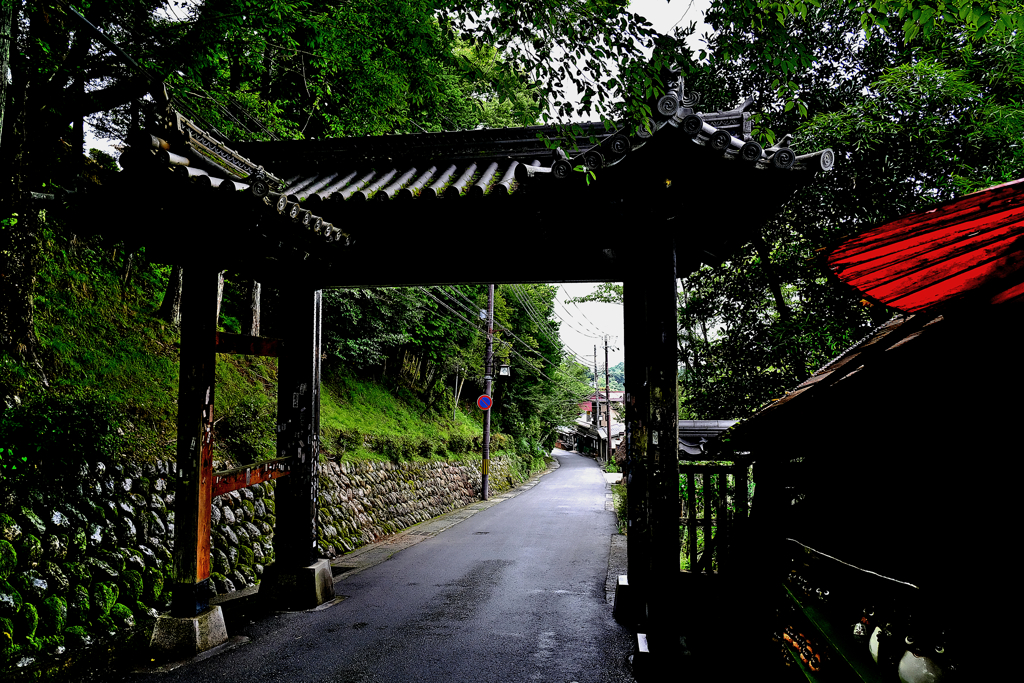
[477,395,492,410]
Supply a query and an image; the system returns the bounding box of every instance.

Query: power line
[507,283,570,353]
[417,288,592,400]
[441,285,591,368]
[423,288,582,386]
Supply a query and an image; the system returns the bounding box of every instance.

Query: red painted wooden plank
[854,233,1024,303]
[212,458,292,497]
[831,206,1024,280]
[828,179,1024,312]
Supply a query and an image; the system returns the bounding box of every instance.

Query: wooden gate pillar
[626,237,681,659]
[151,265,229,661]
[170,266,220,618]
[265,287,334,608]
[623,265,650,632]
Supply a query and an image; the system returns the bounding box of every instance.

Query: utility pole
[593,344,599,431]
[605,335,612,466]
[482,284,494,500]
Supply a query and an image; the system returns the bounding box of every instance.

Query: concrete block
[263,558,336,610]
[149,605,228,661]
[632,633,651,679]
[613,574,630,623]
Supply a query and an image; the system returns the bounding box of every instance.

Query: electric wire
[440,285,592,368]
[507,283,576,356]
[417,288,592,400]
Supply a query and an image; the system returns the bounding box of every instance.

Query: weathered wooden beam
[212,457,291,497]
[214,331,283,356]
[623,267,650,632]
[641,234,681,655]
[717,467,728,570]
[170,267,220,618]
[272,287,323,567]
[686,471,697,570]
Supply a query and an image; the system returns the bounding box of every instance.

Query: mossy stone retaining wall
[0,453,529,679]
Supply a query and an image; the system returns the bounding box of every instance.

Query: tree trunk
[120,250,134,295]
[752,232,809,382]
[244,280,261,336]
[0,0,14,149]
[260,44,275,100]
[0,9,47,388]
[158,265,184,326]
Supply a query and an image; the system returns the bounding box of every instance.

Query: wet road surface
[119,450,636,683]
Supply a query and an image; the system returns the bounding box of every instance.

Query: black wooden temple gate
[98,79,832,665]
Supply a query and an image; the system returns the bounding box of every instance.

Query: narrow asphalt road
[120,450,636,683]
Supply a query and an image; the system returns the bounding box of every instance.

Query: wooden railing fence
[679,461,752,573]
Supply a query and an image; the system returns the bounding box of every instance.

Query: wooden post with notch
[637,235,681,657]
[170,266,220,618]
[265,286,334,608]
[623,263,650,632]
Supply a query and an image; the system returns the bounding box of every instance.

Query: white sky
[547,1,712,374]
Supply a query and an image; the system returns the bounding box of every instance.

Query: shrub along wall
[0,452,530,678]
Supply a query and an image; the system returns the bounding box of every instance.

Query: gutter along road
[122,449,636,683]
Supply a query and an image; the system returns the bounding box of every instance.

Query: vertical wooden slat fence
[679,461,751,574]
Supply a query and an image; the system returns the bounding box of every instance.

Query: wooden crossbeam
[215,332,283,356]
[212,457,291,497]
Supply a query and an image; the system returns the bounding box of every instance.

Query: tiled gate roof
[103,81,833,285]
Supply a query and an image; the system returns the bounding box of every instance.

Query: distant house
[560,391,624,457]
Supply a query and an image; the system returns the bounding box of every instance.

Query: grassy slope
[15,224,490,468]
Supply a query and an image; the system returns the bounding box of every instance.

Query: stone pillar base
[150,605,228,661]
[263,559,336,610]
[631,633,651,679]
[613,574,631,624]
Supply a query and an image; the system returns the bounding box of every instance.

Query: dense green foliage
[565,3,1024,422]
[314,284,592,455]
[584,361,623,391]
[673,1,1024,419]
[0,208,587,481]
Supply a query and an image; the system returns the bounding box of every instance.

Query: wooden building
[85,77,832,665]
[686,184,1024,680]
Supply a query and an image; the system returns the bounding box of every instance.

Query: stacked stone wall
[315,456,527,557]
[0,453,530,677]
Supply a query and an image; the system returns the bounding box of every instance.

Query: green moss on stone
[67,585,89,625]
[142,567,163,605]
[0,514,21,544]
[98,550,125,574]
[0,617,14,651]
[38,596,66,636]
[68,528,87,559]
[18,508,45,537]
[0,540,16,580]
[123,548,145,572]
[121,569,143,602]
[109,603,134,630]
[63,625,92,648]
[16,602,37,640]
[63,562,91,588]
[263,498,275,515]
[242,500,255,518]
[0,579,23,618]
[94,614,117,637]
[42,561,69,594]
[91,583,116,617]
[17,535,41,568]
[238,545,254,568]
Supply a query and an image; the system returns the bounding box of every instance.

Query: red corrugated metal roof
[828,178,1024,311]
